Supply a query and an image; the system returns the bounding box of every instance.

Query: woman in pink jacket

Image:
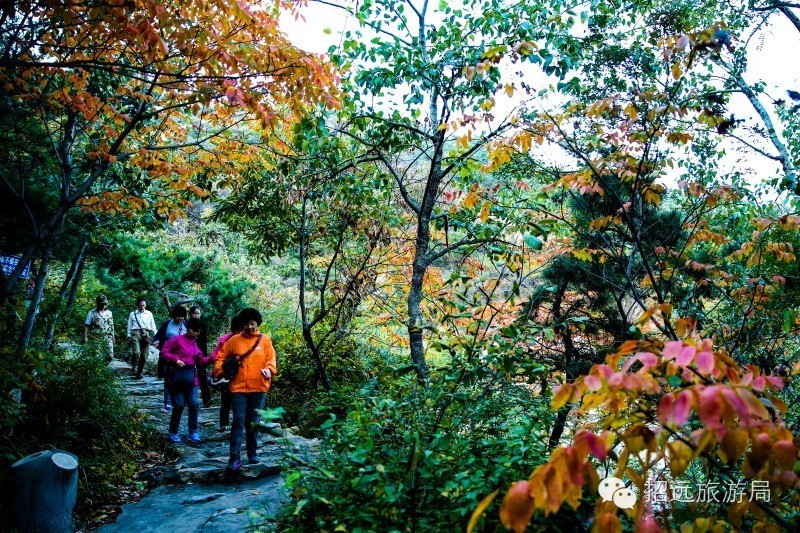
[159,317,213,444]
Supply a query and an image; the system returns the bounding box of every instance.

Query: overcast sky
[281,3,800,195]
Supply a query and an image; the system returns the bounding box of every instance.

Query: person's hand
[261,368,272,379]
[176,360,185,368]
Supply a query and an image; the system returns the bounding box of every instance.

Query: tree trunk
[547,280,577,450]
[62,253,85,332]
[547,405,572,452]
[12,449,79,533]
[45,234,87,350]
[17,214,66,356]
[302,326,331,390]
[406,128,445,383]
[297,196,331,390]
[733,72,798,192]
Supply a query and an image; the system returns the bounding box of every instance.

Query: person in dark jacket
[189,305,212,407]
[209,314,245,433]
[153,305,187,411]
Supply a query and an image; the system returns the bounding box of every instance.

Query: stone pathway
[96,360,317,532]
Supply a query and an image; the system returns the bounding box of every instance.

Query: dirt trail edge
[96,360,316,532]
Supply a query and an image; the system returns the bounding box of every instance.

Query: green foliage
[0,346,52,437]
[93,230,255,338]
[267,325,395,434]
[0,347,160,527]
[278,367,551,531]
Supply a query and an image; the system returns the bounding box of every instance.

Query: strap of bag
[236,334,263,363]
[134,311,144,330]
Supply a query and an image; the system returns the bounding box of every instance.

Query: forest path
[95,360,316,532]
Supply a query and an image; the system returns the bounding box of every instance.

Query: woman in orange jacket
[213,308,276,471]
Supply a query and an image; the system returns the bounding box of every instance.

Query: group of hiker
[83,295,277,472]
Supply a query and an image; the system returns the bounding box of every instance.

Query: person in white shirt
[127,297,157,379]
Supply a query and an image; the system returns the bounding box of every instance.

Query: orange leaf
[719,429,748,464]
[499,481,535,533]
[592,512,621,533]
[773,440,798,470]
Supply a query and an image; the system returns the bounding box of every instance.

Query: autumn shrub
[277,365,555,531]
[0,346,160,528]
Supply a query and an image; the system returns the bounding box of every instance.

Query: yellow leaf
[480,201,491,222]
[671,62,683,79]
[463,191,479,210]
[504,84,514,97]
[467,489,499,533]
[552,384,573,410]
[636,307,658,325]
[667,440,693,476]
[623,104,638,120]
[718,429,748,464]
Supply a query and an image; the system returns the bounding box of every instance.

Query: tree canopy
[2,0,800,531]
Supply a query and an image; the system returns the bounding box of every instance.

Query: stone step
[98,355,318,530]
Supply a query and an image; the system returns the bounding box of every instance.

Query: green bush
[278,366,553,532]
[267,327,395,434]
[0,347,161,528]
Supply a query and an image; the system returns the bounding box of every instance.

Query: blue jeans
[230,392,266,461]
[168,384,199,434]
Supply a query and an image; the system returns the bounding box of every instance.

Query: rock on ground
[96,359,317,532]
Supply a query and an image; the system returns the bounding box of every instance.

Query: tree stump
[12,449,78,532]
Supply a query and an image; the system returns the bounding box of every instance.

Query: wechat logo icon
[599,476,637,509]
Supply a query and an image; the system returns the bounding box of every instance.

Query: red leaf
[676,345,696,366]
[657,394,675,425]
[766,376,784,389]
[584,375,602,391]
[662,341,683,361]
[774,440,798,470]
[697,387,721,428]
[695,351,714,373]
[565,447,584,486]
[672,390,692,426]
[635,351,658,368]
[635,513,663,533]
[585,432,608,461]
[500,481,535,533]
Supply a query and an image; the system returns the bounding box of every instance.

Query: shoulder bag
[134,312,150,342]
[166,364,196,387]
[222,334,263,379]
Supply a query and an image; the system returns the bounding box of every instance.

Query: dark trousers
[197,365,211,406]
[220,387,232,427]
[230,392,266,461]
[168,384,198,434]
[158,357,172,406]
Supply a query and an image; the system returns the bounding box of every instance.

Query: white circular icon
[599,477,638,509]
[598,476,624,501]
[612,486,637,509]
